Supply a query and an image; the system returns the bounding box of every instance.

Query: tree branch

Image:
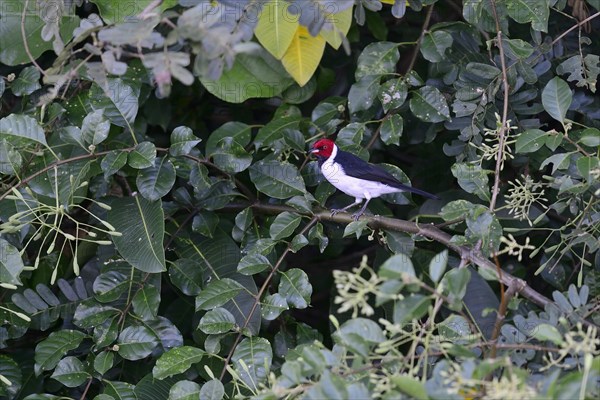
[488,0,510,212]
[239,202,553,308]
[219,217,319,381]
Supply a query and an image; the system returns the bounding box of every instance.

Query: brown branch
[488,0,510,212]
[406,5,435,74]
[219,217,319,381]
[551,10,600,46]
[367,5,435,150]
[233,202,553,307]
[21,0,46,76]
[488,279,524,359]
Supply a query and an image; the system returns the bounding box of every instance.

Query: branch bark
[244,202,552,308]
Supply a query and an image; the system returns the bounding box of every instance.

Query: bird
[310,138,439,220]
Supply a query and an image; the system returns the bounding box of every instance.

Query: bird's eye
[323,145,328,149]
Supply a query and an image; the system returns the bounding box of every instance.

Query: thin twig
[488,279,524,360]
[488,0,510,212]
[225,202,553,308]
[219,217,319,381]
[406,5,435,74]
[551,10,600,46]
[138,0,164,19]
[21,0,47,76]
[367,5,435,150]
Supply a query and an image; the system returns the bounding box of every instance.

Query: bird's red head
[310,138,335,158]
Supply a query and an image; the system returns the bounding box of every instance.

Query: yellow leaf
[255,0,299,59]
[319,6,353,50]
[381,0,395,3]
[281,26,326,87]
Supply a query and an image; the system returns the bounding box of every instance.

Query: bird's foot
[351,211,363,221]
[330,208,343,217]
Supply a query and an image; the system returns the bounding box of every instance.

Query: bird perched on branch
[310,138,439,220]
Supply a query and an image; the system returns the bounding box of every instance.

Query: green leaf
[0,355,21,398]
[0,114,47,147]
[169,126,201,156]
[195,278,245,310]
[540,153,572,173]
[136,157,177,201]
[132,286,160,320]
[73,304,120,328]
[0,139,22,175]
[90,79,140,128]
[35,330,86,372]
[542,77,572,125]
[429,249,448,284]
[343,220,369,239]
[394,294,431,324]
[451,163,490,201]
[0,3,79,65]
[516,129,547,153]
[506,0,549,32]
[117,326,158,361]
[90,0,178,23]
[254,116,302,149]
[198,308,237,334]
[379,114,403,145]
[442,268,471,309]
[169,380,201,400]
[391,375,429,399]
[107,196,166,273]
[270,212,302,240]
[231,337,272,391]
[129,142,157,169]
[200,48,294,103]
[261,294,289,320]
[11,66,41,96]
[176,231,261,335]
[0,238,24,286]
[579,128,600,147]
[278,268,312,309]
[440,199,475,221]
[576,156,599,182]
[192,212,219,238]
[237,254,272,276]
[409,86,450,122]
[355,42,400,79]
[103,380,136,399]
[334,318,385,358]
[210,137,252,174]
[348,75,381,113]
[101,150,128,179]
[94,351,114,375]
[378,78,408,112]
[379,254,415,280]
[153,346,205,380]
[250,160,306,199]
[205,122,252,157]
[420,30,453,62]
[50,356,89,388]
[169,258,204,296]
[532,323,563,345]
[81,109,110,146]
[199,379,225,400]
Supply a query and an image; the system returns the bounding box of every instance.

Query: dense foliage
[1,0,599,399]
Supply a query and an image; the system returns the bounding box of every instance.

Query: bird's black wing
[334,150,440,200]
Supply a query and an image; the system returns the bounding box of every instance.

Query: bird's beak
[309,148,318,154]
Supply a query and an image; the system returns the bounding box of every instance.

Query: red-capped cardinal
[310,138,439,220]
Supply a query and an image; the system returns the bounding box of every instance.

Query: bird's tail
[397,183,440,200]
